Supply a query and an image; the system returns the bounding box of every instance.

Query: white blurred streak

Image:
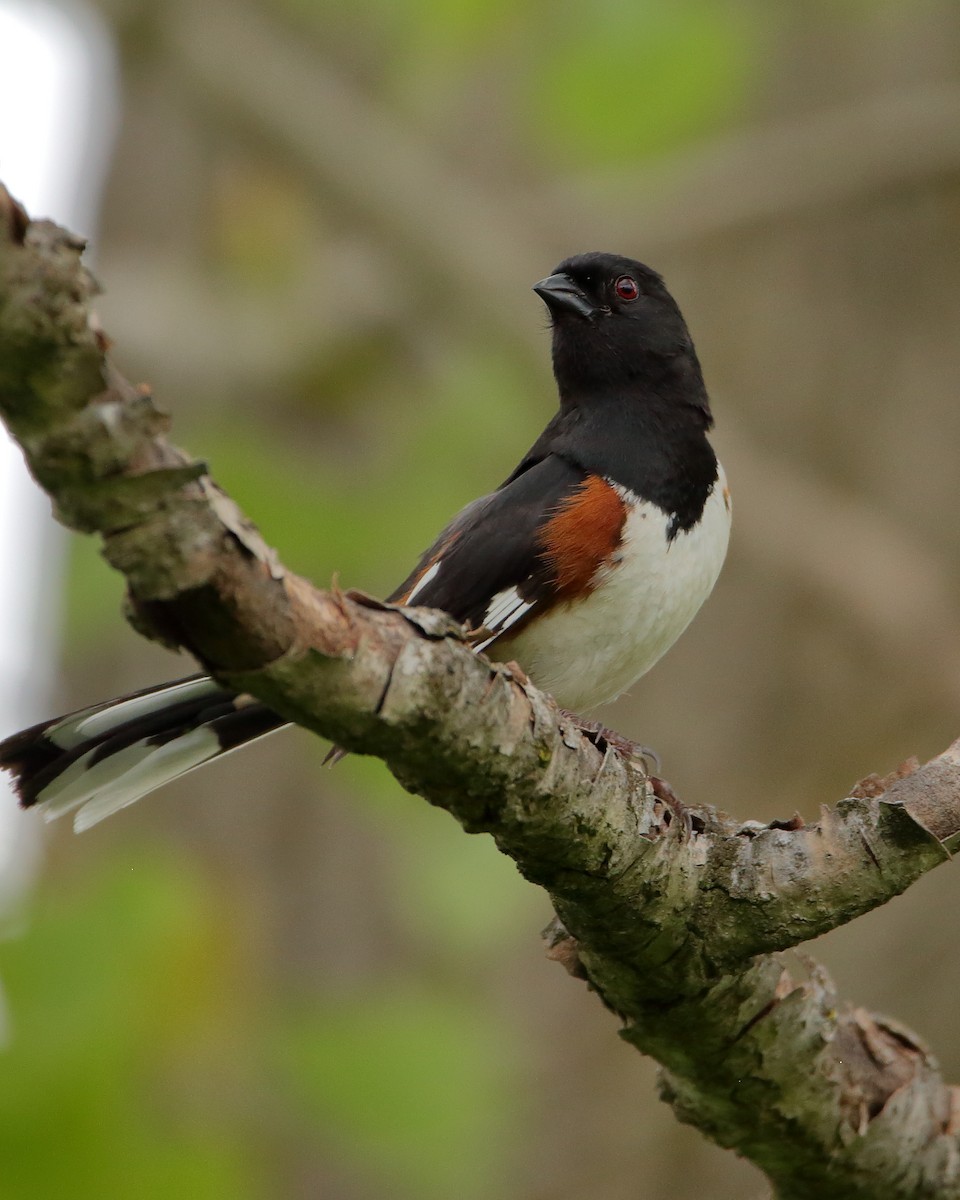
[0,1,117,905]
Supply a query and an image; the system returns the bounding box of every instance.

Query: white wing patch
[404,560,441,604]
[473,586,535,652]
[400,553,536,654]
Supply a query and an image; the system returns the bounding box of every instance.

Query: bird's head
[534,252,711,422]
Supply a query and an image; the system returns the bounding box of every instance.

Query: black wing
[389,453,586,645]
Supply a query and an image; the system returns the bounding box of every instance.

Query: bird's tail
[0,674,288,832]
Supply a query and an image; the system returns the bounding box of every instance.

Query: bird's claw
[558,711,660,773]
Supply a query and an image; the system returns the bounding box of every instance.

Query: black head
[533,251,711,425]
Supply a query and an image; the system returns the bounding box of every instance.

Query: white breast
[495,465,731,711]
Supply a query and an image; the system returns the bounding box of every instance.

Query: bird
[0,252,731,832]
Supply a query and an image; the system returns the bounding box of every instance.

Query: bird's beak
[532,272,599,319]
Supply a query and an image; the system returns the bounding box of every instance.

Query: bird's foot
[558,711,660,773]
[649,775,705,837]
[501,660,531,687]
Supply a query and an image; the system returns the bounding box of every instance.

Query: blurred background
[2,1,960,1197]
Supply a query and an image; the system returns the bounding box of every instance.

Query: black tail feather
[0,673,289,823]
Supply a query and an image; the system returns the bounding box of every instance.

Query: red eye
[614,275,639,301]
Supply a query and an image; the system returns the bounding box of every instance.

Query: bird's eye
[614,275,639,301]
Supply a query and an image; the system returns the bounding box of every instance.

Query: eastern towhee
[0,253,730,830]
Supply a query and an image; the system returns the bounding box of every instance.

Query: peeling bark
[2,184,960,1198]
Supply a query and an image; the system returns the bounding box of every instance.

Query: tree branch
[3,185,960,1198]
